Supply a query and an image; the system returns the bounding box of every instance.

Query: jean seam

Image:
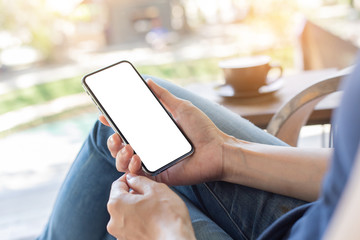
[203,183,249,240]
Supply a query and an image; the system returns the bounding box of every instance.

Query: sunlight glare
[46,0,83,15]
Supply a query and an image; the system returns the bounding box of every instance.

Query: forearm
[222,137,332,202]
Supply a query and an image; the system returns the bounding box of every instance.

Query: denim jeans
[38,76,305,240]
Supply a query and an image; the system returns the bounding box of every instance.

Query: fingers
[104,80,191,176]
[109,175,130,200]
[115,144,134,172]
[99,115,110,127]
[125,173,157,195]
[107,133,143,174]
[109,174,156,200]
[147,79,184,118]
[107,134,123,158]
[128,155,142,174]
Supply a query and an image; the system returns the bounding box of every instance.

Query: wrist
[156,198,195,240]
[221,135,251,183]
[158,214,195,240]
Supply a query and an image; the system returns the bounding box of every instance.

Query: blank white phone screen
[84,62,193,173]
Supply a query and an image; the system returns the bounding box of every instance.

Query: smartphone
[82,60,194,175]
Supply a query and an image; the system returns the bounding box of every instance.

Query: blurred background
[1,0,359,239]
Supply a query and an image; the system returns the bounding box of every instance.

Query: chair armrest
[266,68,352,146]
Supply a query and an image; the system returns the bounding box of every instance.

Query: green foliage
[137,58,222,86]
[29,26,54,60]
[0,58,221,115]
[0,46,294,116]
[0,0,59,61]
[0,76,82,115]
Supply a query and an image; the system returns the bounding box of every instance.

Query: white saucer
[214,80,283,98]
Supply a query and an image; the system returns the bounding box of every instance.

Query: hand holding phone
[102,78,228,186]
[83,61,194,175]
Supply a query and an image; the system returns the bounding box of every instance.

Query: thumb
[126,173,156,194]
[99,115,110,127]
[146,79,184,118]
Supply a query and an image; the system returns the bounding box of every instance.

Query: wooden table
[185,69,342,129]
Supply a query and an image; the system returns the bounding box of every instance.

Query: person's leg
[174,187,233,240]
[37,121,118,240]
[38,76,303,240]
[38,75,244,240]
[174,182,305,240]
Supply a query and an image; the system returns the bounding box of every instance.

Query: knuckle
[116,153,128,172]
[131,176,142,186]
[107,140,115,156]
[106,220,117,236]
[116,159,126,172]
[111,178,119,188]
[110,181,116,192]
[107,196,122,215]
[107,200,117,214]
[182,99,192,106]
[115,161,122,172]
[180,99,193,109]
[177,100,193,115]
[110,180,121,196]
